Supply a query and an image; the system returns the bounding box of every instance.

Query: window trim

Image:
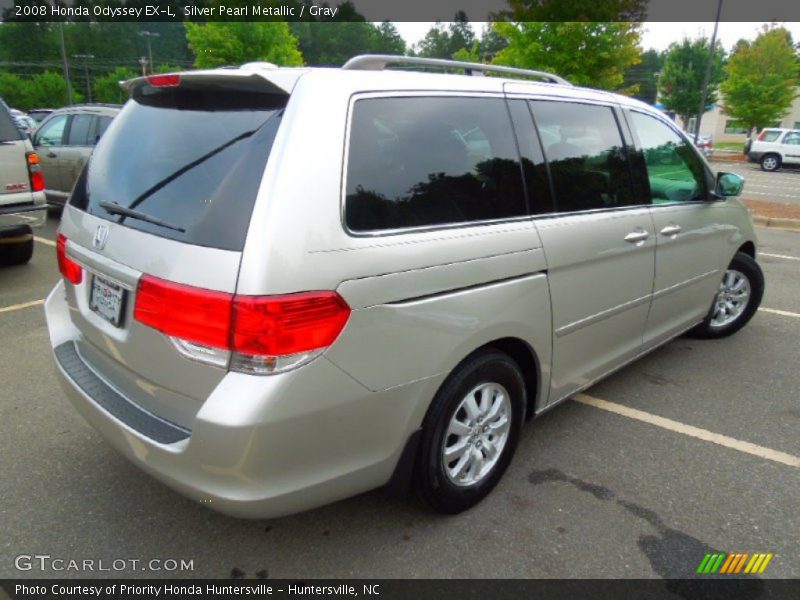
[340,91,532,238]
[624,107,717,208]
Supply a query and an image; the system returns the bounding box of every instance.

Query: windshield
[70,86,287,251]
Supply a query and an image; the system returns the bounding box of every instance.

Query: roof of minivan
[124,62,658,116]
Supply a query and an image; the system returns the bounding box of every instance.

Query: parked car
[689,132,714,158]
[27,108,53,123]
[746,127,800,171]
[32,104,120,207]
[0,99,47,266]
[45,57,763,519]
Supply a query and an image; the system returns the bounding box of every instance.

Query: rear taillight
[26,151,44,192]
[133,275,351,375]
[56,233,82,284]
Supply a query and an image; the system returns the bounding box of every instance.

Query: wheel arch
[738,241,756,259]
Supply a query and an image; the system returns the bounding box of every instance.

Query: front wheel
[688,252,764,339]
[415,349,525,514]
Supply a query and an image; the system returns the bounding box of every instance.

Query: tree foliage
[623,49,663,104]
[658,38,725,125]
[0,71,83,110]
[93,67,138,104]
[491,22,642,90]
[185,22,303,68]
[720,26,800,136]
[416,13,476,59]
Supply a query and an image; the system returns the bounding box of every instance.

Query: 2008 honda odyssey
[45,56,763,517]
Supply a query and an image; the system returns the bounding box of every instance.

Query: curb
[752,215,800,230]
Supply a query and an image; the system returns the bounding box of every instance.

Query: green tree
[372,21,406,55]
[185,22,303,68]
[623,49,664,104]
[93,67,137,104]
[720,26,800,138]
[0,72,29,108]
[658,38,725,126]
[416,14,477,59]
[492,22,642,90]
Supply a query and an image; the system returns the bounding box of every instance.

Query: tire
[415,349,525,514]
[760,154,781,172]
[0,229,34,267]
[688,252,764,339]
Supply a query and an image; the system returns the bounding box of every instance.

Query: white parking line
[575,393,800,468]
[0,299,44,314]
[34,236,56,247]
[760,307,800,319]
[761,252,800,261]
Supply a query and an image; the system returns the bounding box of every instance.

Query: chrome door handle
[660,224,682,236]
[624,229,649,244]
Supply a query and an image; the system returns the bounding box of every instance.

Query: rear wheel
[0,227,34,266]
[760,154,781,172]
[415,349,525,514]
[688,252,764,339]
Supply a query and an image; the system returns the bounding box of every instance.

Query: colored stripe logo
[697,552,774,574]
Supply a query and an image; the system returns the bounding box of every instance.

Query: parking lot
[1,213,798,580]
[712,159,800,205]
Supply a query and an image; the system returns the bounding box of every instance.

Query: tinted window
[71,88,286,251]
[761,130,782,142]
[67,114,93,146]
[531,101,634,213]
[629,111,708,204]
[506,100,554,215]
[36,115,68,146]
[345,97,527,232]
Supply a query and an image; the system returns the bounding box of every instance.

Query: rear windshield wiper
[99,201,186,233]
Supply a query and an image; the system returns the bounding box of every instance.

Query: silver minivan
[45,56,763,518]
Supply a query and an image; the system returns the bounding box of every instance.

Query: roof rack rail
[341,54,571,86]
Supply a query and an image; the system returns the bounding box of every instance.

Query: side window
[35,115,68,146]
[506,100,554,215]
[344,96,527,232]
[96,116,113,141]
[783,132,800,145]
[66,114,93,146]
[628,111,708,204]
[530,101,635,213]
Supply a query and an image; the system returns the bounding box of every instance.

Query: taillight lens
[133,275,351,375]
[26,152,44,192]
[146,73,180,88]
[134,275,232,349]
[56,233,82,284]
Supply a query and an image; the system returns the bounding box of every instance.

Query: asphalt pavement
[0,214,798,580]
[711,159,800,206]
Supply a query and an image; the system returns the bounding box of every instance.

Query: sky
[392,22,800,53]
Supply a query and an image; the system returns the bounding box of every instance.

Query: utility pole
[139,31,161,75]
[694,0,723,144]
[57,21,73,105]
[139,57,148,76]
[73,54,94,103]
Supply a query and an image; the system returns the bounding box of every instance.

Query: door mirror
[715,172,744,197]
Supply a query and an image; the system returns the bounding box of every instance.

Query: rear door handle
[624,228,649,244]
[660,224,682,236]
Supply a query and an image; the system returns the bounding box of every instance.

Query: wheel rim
[710,269,751,328]
[763,157,777,170]
[442,382,512,487]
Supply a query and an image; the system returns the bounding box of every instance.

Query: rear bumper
[45,281,436,518]
[0,198,47,232]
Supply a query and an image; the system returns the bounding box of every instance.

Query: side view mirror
[715,172,744,197]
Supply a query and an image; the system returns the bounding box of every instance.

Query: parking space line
[759,307,800,319]
[0,299,44,314]
[34,236,56,247]
[574,393,800,468]
[761,252,800,261]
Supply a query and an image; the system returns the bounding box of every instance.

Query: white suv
[747,128,800,171]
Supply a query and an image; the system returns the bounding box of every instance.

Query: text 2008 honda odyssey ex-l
[45,56,763,518]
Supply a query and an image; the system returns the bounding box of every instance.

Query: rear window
[345,96,527,232]
[761,130,782,142]
[0,102,23,143]
[70,86,287,251]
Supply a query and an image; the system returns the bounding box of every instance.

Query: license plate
[89,275,126,327]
